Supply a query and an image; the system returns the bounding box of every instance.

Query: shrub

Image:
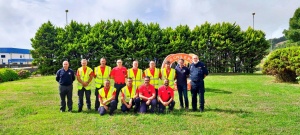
[263,46,300,83]
[17,70,31,79]
[0,68,19,83]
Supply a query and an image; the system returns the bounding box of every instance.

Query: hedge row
[0,68,31,83]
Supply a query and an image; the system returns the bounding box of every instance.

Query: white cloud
[0,0,300,49]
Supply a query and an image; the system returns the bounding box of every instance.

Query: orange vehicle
[161,53,195,91]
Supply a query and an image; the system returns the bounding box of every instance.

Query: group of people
[55,55,208,116]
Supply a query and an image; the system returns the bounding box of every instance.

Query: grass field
[0,74,299,134]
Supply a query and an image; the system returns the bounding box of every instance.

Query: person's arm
[86,72,94,85]
[124,67,128,78]
[202,63,208,78]
[55,70,60,82]
[76,73,85,85]
[99,95,108,110]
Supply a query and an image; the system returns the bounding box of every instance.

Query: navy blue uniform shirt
[189,62,208,82]
[175,65,190,86]
[56,68,75,86]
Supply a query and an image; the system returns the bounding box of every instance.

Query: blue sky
[1,0,299,49]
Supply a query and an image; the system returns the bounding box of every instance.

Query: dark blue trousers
[177,84,189,108]
[59,85,73,111]
[78,88,91,110]
[191,80,205,111]
[114,83,126,104]
[140,99,157,113]
[94,86,104,111]
[158,100,175,113]
[98,100,117,115]
[121,98,140,113]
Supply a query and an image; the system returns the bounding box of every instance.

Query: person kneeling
[121,77,140,113]
[139,76,157,113]
[98,80,117,116]
[158,79,175,113]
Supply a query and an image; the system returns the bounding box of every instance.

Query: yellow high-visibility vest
[161,68,176,89]
[99,87,116,106]
[121,86,136,102]
[94,66,111,88]
[145,68,160,89]
[127,68,143,89]
[77,67,93,90]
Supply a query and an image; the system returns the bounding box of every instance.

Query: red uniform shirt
[110,66,127,83]
[158,85,174,102]
[138,84,156,101]
[99,87,116,99]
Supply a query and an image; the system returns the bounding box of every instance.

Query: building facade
[0,48,33,67]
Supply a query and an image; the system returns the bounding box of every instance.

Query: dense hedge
[263,46,300,82]
[0,68,19,82]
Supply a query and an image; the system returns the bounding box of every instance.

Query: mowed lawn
[0,74,299,134]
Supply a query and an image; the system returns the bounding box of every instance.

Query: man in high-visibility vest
[161,61,176,89]
[139,76,157,113]
[76,59,94,112]
[127,60,143,89]
[158,79,175,113]
[110,59,127,104]
[93,58,111,111]
[143,61,161,98]
[98,80,117,116]
[120,77,140,113]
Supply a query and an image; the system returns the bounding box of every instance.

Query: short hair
[104,79,110,83]
[178,58,184,62]
[81,59,87,62]
[164,78,169,81]
[127,77,133,80]
[165,61,171,65]
[100,57,106,61]
[144,76,150,80]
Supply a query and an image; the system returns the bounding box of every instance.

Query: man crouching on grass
[121,77,140,113]
[98,80,117,116]
[158,79,175,113]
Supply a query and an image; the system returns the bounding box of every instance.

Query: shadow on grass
[206,107,252,114]
[206,88,232,94]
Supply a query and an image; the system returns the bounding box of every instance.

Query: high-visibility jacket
[127,68,143,89]
[121,86,136,102]
[161,68,176,89]
[145,68,160,89]
[77,67,93,90]
[99,87,116,106]
[94,66,111,88]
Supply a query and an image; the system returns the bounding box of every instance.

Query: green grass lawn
[0,74,299,134]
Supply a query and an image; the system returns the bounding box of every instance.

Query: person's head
[63,61,69,70]
[104,79,110,88]
[117,59,123,67]
[100,58,106,66]
[127,77,133,87]
[144,76,150,85]
[149,61,156,69]
[178,59,184,67]
[164,79,169,86]
[192,55,199,64]
[164,61,171,69]
[132,60,138,69]
[81,59,87,67]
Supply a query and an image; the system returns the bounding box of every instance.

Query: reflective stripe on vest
[99,87,116,106]
[121,86,136,102]
[162,68,175,89]
[128,68,143,89]
[94,66,111,88]
[77,67,93,90]
[145,68,160,89]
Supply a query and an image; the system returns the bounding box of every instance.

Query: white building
[0,48,33,67]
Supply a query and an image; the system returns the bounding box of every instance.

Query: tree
[283,7,300,44]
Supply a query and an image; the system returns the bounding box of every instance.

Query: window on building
[1,55,5,58]
[20,55,22,58]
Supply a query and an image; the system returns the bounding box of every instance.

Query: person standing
[98,80,117,116]
[143,61,161,97]
[110,59,127,104]
[139,76,157,113]
[127,60,143,89]
[157,79,175,113]
[56,61,75,112]
[76,59,94,112]
[161,61,176,89]
[94,58,111,111]
[175,59,190,110]
[189,55,208,112]
[120,77,140,113]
